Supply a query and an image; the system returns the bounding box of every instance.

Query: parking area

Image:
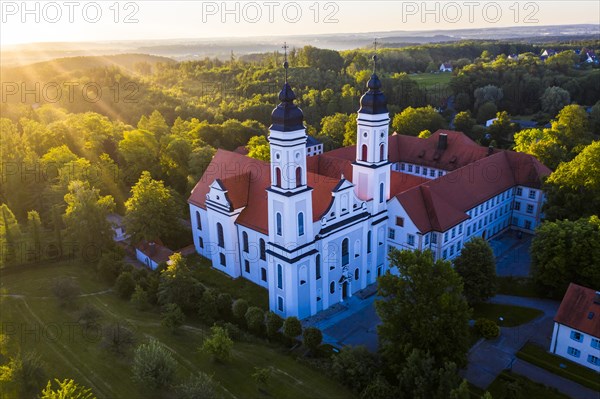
[489,230,533,277]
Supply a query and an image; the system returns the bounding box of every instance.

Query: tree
[246,135,270,161]
[418,130,431,139]
[0,203,22,267]
[78,304,101,330]
[244,307,265,335]
[541,86,570,117]
[175,372,221,399]
[397,349,462,399]
[63,181,115,258]
[114,271,136,300]
[138,110,169,138]
[188,145,216,182]
[590,101,600,135]
[331,346,379,393]
[1,351,47,397]
[453,237,497,304]
[302,327,323,354]
[118,129,160,181]
[544,141,600,220]
[132,339,177,389]
[216,293,232,320]
[201,325,234,362]
[376,249,470,370]
[360,375,396,399]
[476,102,497,124]
[513,128,567,170]
[231,299,248,321]
[487,111,516,143]
[157,253,204,313]
[161,303,185,332]
[453,111,475,136]
[282,317,302,341]
[51,277,80,307]
[550,104,592,152]
[130,284,150,311]
[474,85,503,109]
[531,216,600,297]
[40,379,95,399]
[124,171,181,244]
[25,210,42,261]
[391,106,445,137]
[198,289,219,325]
[265,312,284,338]
[320,113,351,149]
[96,251,125,284]
[101,323,135,355]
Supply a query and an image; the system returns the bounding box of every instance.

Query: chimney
[437,133,448,150]
[488,145,494,156]
[149,241,156,256]
[594,291,600,305]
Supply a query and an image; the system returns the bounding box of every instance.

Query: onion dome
[270,61,305,132]
[358,73,388,115]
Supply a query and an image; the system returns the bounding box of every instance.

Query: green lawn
[187,254,269,309]
[408,72,453,88]
[472,303,543,327]
[496,277,548,299]
[517,343,600,392]
[485,371,569,399]
[0,261,354,399]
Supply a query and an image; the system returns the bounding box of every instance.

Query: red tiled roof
[188,150,340,234]
[395,150,550,232]
[136,240,174,264]
[555,283,600,338]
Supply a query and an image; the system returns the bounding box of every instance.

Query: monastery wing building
[188,65,551,320]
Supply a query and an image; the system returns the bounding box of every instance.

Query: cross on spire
[282,42,289,82]
[372,38,379,74]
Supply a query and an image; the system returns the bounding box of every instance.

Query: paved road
[463,295,599,399]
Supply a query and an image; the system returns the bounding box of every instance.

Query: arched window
[354,268,359,280]
[298,212,304,236]
[196,211,202,230]
[361,144,368,162]
[342,238,349,266]
[242,231,249,253]
[330,281,335,294]
[259,238,266,260]
[296,167,302,187]
[276,213,282,236]
[367,231,372,253]
[275,167,282,187]
[277,264,283,289]
[380,143,385,161]
[217,223,224,248]
[379,183,384,203]
[316,254,321,280]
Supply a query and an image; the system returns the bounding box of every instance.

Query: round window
[363,132,368,138]
[275,153,280,160]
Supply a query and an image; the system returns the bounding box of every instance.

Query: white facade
[550,323,600,371]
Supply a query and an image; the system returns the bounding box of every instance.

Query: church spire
[270,43,304,132]
[358,39,387,115]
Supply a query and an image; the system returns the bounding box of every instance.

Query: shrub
[77,305,101,329]
[283,317,302,342]
[303,327,323,354]
[175,372,221,399]
[198,289,218,325]
[40,378,95,399]
[265,312,284,338]
[231,299,248,321]
[96,252,125,284]
[475,318,500,339]
[216,293,232,319]
[161,303,185,332]
[201,325,234,362]
[244,307,265,335]
[130,285,150,311]
[51,278,80,307]
[114,272,135,300]
[132,339,177,389]
[101,323,135,355]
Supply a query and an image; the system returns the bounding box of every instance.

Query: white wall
[550,323,600,371]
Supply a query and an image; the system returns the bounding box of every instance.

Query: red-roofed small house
[136,240,174,270]
[550,283,600,371]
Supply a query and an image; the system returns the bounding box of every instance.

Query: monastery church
[188,58,550,319]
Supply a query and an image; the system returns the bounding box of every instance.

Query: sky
[1,1,599,46]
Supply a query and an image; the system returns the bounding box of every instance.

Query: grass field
[485,371,569,399]
[408,72,453,88]
[472,303,543,327]
[0,261,354,399]
[517,343,600,392]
